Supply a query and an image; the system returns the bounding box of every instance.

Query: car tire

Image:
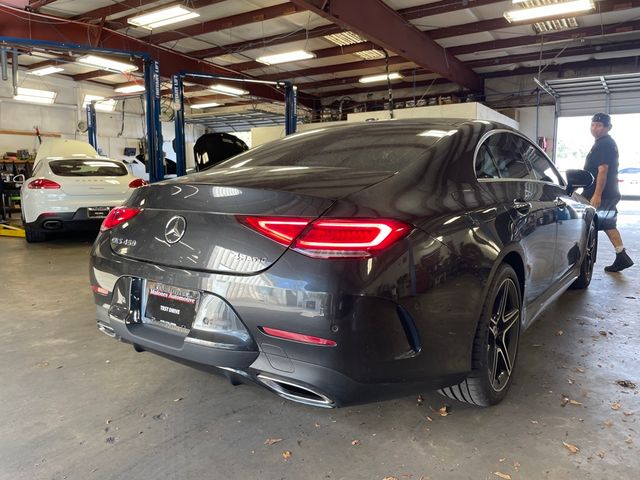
[25,223,46,243]
[439,264,521,406]
[569,221,597,290]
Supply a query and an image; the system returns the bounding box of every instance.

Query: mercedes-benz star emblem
[164,216,186,244]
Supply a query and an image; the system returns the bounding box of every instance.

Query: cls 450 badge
[111,237,137,247]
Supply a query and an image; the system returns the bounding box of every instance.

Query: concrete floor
[1,203,639,480]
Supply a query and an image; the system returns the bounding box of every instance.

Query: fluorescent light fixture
[359,72,403,83]
[114,84,145,94]
[191,102,222,109]
[208,84,249,96]
[77,55,137,73]
[324,31,364,47]
[504,0,594,23]
[128,5,200,29]
[28,66,64,76]
[13,87,57,104]
[256,50,316,65]
[83,94,117,112]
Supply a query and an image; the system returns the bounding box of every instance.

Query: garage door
[541,72,640,116]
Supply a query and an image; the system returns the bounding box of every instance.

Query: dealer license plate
[144,282,200,330]
[87,206,112,218]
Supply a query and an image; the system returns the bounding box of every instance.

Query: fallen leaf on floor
[623,411,634,416]
[625,438,633,444]
[530,420,539,424]
[596,450,605,459]
[576,367,585,373]
[105,418,112,425]
[282,451,292,461]
[173,398,182,402]
[603,420,613,428]
[314,422,321,427]
[105,360,111,364]
[569,399,582,406]
[563,441,579,454]
[513,461,520,471]
[556,330,564,336]
[425,416,433,422]
[599,331,608,337]
[36,361,49,368]
[494,472,511,480]
[561,396,569,407]
[351,439,361,446]
[416,395,424,406]
[437,405,450,416]
[616,380,637,389]
[499,458,506,462]
[264,438,283,446]
[612,402,621,411]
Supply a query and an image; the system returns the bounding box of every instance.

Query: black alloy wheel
[570,221,597,289]
[486,275,520,393]
[440,264,521,406]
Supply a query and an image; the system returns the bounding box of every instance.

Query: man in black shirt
[583,113,633,272]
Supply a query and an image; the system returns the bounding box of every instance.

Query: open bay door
[544,73,640,116]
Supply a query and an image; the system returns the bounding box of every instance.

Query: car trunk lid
[108,166,394,274]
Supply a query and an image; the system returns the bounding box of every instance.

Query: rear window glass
[49,159,128,176]
[217,123,451,172]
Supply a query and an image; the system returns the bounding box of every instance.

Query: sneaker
[604,249,634,272]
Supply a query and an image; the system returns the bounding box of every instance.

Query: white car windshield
[49,159,128,177]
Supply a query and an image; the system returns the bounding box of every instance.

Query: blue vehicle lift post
[171,72,297,177]
[0,36,164,183]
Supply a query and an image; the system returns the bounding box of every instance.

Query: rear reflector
[238,216,412,258]
[100,206,141,232]
[91,284,109,296]
[28,178,61,189]
[261,326,337,346]
[128,178,148,188]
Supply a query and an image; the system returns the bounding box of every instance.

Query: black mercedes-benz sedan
[90,119,597,408]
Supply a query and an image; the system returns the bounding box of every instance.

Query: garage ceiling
[2,0,640,113]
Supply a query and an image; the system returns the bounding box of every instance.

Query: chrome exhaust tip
[256,374,335,408]
[96,320,116,338]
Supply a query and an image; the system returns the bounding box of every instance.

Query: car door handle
[555,198,566,208]
[513,200,531,215]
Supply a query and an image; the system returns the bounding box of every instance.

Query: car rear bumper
[90,232,474,407]
[28,209,109,231]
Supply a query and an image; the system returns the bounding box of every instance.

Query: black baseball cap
[591,112,611,127]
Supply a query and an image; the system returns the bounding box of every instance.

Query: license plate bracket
[144,282,200,330]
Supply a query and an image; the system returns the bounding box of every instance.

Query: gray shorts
[595,197,620,231]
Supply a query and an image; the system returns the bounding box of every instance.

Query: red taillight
[100,206,141,232]
[128,178,148,188]
[28,178,61,189]
[238,216,311,246]
[239,216,412,258]
[261,327,336,346]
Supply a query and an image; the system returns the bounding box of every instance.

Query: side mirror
[565,169,594,196]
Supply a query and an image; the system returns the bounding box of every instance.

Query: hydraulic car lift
[0,36,165,183]
[171,72,297,176]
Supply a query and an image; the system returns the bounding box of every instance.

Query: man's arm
[590,164,609,208]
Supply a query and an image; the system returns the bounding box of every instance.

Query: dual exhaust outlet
[96,321,335,408]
